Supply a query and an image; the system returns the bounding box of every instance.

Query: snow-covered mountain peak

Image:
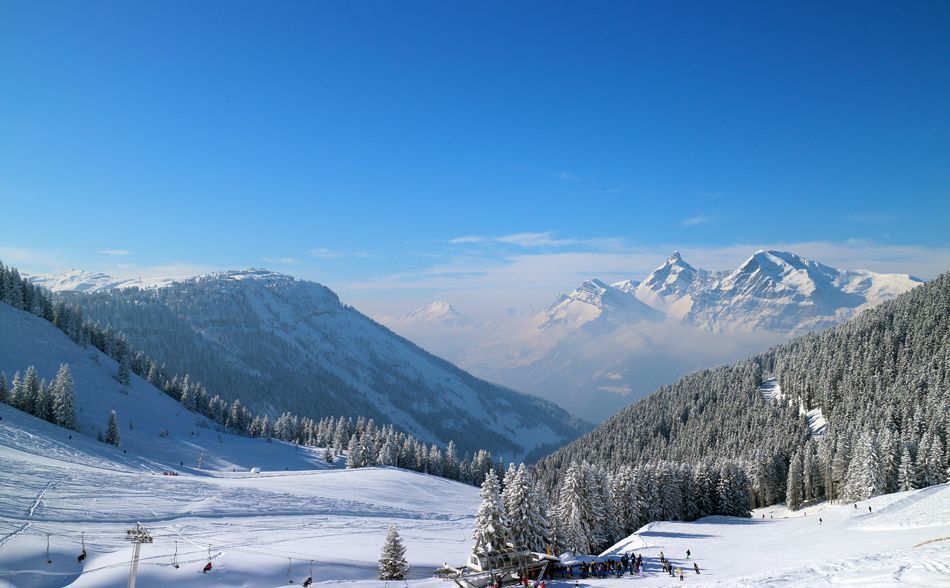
[30,269,180,292]
[401,300,471,325]
[541,277,663,330]
[694,251,923,332]
[29,269,119,293]
[631,251,709,318]
[610,279,641,294]
[194,268,295,285]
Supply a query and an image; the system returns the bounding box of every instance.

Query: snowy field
[3,398,949,587]
[0,403,479,587]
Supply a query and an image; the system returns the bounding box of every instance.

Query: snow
[758,378,827,438]
[598,486,950,587]
[3,394,948,587]
[757,378,785,403]
[0,402,479,587]
[802,406,828,438]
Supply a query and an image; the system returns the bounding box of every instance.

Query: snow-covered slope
[0,400,479,588]
[2,388,946,587]
[0,301,330,473]
[600,486,950,586]
[44,270,587,460]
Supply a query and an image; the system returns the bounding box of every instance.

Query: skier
[686,549,691,559]
[203,561,212,573]
[819,517,823,525]
[868,505,872,513]
[693,562,700,575]
[679,569,684,582]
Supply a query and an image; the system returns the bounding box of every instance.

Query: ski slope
[0,403,480,588]
[3,394,949,587]
[601,487,950,587]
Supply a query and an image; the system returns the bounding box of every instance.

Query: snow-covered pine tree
[323,446,335,464]
[20,366,39,415]
[346,434,362,469]
[116,355,131,386]
[897,445,917,491]
[926,433,946,487]
[0,373,7,404]
[444,441,460,481]
[845,430,885,501]
[427,444,443,476]
[32,379,51,422]
[105,410,121,447]
[377,437,397,466]
[473,469,508,552]
[51,364,77,430]
[378,526,409,580]
[786,450,804,510]
[504,464,550,552]
[556,462,596,554]
[716,461,751,518]
[802,441,820,502]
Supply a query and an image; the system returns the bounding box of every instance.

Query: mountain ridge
[33,268,589,460]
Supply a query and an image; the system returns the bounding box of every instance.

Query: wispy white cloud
[449,231,619,249]
[97,249,132,256]
[682,215,714,226]
[310,247,356,259]
[552,171,581,182]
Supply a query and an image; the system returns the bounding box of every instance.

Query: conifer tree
[105,410,121,447]
[926,434,947,487]
[897,445,917,491]
[116,355,131,386]
[20,366,39,414]
[346,434,362,469]
[33,380,51,422]
[473,469,508,551]
[504,464,550,552]
[556,462,596,553]
[51,364,77,430]
[378,526,409,580]
[786,451,804,510]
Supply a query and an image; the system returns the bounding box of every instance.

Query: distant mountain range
[387,250,922,422]
[33,269,589,460]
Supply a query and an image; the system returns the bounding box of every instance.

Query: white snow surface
[599,487,950,587]
[2,397,948,587]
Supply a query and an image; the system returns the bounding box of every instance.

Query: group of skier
[560,550,701,581]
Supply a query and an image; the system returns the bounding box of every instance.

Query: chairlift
[77,532,87,562]
[287,557,295,584]
[46,534,52,564]
[172,540,179,569]
[303,559,314,586]
[202,544,213,573]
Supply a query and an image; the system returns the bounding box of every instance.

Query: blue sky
[2,1,949,317]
